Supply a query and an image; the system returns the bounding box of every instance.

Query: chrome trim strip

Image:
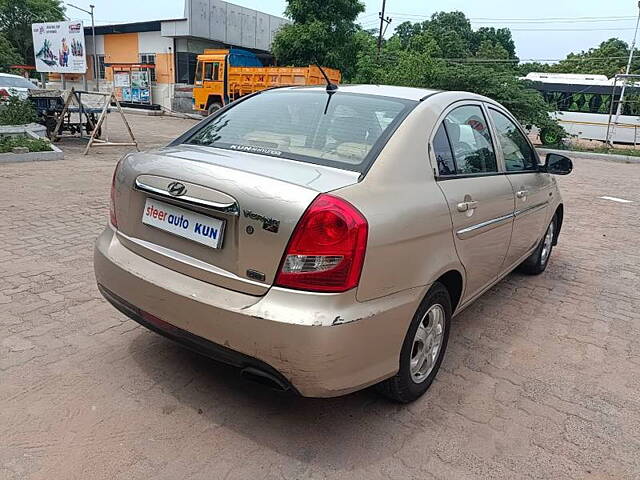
[514,201,548,218]
[456,213,513,240]
[134,179,240,216]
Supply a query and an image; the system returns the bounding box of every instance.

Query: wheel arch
[553,203,564,245]
[206,94,224,110]
[435,269,464,315]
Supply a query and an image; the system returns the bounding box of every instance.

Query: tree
[516,61,551,76]
[394,21,425,50]
[352,12,562,138]
[475,40,510,61]
[373,12,518,67]
[424,11,474,59]
[472,27,517,59]
[519,38,637,78]
[0,33,23,70]
[0,0,64,66]
[551,38,633,77]
[272,0,365,80]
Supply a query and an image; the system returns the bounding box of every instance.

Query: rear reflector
[275,194,368,293]
[141,310,178,332]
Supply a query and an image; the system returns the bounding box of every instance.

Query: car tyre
[519,215,556,275]
[376,282,451,403]
[207,102,223,116]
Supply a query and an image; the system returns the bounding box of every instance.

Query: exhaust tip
[240,366,290,392]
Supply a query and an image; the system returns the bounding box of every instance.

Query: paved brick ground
[1,114,639,480]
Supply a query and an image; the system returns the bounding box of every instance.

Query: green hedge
[0,96,37,126]
[0,136,52,153]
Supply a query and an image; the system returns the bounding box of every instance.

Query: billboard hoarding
[32,21,87,74]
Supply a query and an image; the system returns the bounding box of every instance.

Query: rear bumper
[94,226,425,397]
[98,284,298,393]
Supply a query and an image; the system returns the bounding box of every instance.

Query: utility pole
[377,0,391,58]
[67,3,98,92]
[611,2,640,126]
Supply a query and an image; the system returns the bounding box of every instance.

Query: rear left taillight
[274,194,368,293]
[109,164,119,228]
[0,89,10,99]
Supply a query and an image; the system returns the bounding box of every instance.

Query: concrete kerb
[537,147,640,164]
[0,124,64,164]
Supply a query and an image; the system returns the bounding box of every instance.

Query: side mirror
[545,153,573,175]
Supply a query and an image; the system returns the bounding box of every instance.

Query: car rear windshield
[185,90,416,172]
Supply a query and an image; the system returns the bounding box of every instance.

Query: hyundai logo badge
[167,181,187,197]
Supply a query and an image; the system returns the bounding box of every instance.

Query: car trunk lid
[113,145,360,296]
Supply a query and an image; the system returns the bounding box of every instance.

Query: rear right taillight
[274,194,368,293]
[109,164,118,228]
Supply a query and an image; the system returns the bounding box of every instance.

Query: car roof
[273,85,504,109]
[279,84,440,101]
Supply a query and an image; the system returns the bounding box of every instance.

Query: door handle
[457,200,478,212]
[516,190,528,199]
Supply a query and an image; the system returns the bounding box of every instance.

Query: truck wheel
[540,128,559,145]
[207,102,223,116]
[45,117,57,140]
[376,282,451,403]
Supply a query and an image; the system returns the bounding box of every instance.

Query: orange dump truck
[192,49,341,115]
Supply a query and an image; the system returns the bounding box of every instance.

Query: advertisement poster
[131,71,149,88]
[114,72,130,88]
[32,21,87,73]
[122,88,132,101]
[131,88,141,102]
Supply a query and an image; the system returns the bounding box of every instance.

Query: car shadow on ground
[127,326,445,469]
[125,265,549,469]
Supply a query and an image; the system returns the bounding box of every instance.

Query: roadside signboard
[111,66,153,106]
[32,20,87,73]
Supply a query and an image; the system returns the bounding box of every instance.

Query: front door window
[488,109,538,172]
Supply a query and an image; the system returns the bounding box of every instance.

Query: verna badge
[167,181,187,197]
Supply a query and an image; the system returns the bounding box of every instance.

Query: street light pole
[90,5,98,92]
[614,1,640,119]
[67,3,98,91]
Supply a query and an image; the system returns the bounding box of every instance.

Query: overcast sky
[63,0,640,61]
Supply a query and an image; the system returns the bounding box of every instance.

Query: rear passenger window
[442,105,497,175]
[433,124,455,176]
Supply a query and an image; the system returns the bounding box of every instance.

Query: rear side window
[441,105,498,175]
[433,124,455,176]
[488,108,538,171]
[186,90,415,172]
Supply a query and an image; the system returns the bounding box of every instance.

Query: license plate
[142,198,225,249]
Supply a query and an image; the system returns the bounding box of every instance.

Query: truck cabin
[193,50,229,113]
